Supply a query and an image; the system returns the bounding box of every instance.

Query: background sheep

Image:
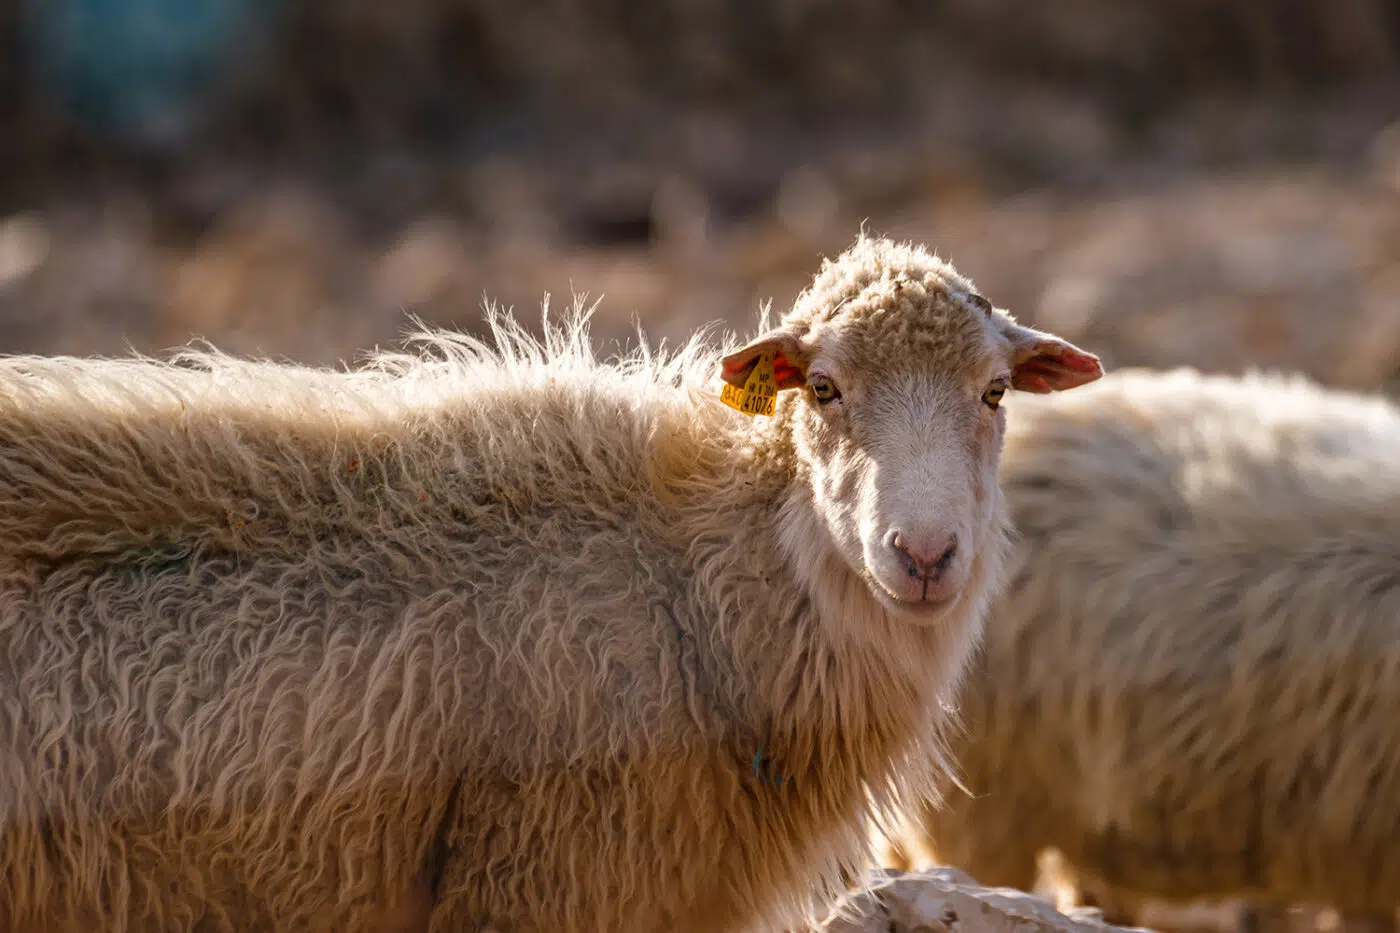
[0,235,1102,933]
[885,366,1400,932]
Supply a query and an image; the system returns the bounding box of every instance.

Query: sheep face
[721,238,1102,623]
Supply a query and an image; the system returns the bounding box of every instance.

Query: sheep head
[721,235,1102,623]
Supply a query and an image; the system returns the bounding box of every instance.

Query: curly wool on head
[885,366,1400,928]
[0,233,1101,933]
[783,236,1002,375]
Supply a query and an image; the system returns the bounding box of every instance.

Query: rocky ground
[820,868,1152,933]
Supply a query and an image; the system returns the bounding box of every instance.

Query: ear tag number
[720,353,778,418]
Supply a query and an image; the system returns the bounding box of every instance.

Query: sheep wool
[0,234,1102,933]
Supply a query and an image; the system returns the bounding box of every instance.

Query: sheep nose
[887,530,958,581]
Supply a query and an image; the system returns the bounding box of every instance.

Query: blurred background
[2,3,1398,928]
[1,0,1399,391]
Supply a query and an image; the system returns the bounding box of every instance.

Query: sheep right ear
[719,330,808,391]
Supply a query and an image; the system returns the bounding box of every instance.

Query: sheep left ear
[1001,322,1103,393]
[719,329,808,390]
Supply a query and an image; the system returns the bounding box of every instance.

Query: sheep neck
[679,403,974,803]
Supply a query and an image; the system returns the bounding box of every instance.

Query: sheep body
[893,366,1400,919]
[1,308,911,933]
[0,236,1101,933]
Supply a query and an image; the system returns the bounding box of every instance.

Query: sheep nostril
[933,537,958,573]
[888,530,922,579]
[888,530,958,581]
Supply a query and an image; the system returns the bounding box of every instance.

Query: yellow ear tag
[720,352,778,417]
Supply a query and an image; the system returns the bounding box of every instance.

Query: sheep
[884,365,1400,932]
[0,234,1103,933]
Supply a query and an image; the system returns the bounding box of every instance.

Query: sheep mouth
[864,572,960,618]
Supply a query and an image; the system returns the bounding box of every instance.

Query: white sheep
[886,366,1400,931]
[0,234,1102,933]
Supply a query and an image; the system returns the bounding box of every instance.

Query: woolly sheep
[885,366,1400,931]
[0,235,1102,933]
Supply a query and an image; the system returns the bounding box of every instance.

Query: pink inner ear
[771,355,805,390]
[1012,342,1103,393]
[720,343,807,390]
[720,353,756,387]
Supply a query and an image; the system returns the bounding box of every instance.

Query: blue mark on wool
[751,743,791,787]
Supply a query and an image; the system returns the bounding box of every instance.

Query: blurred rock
[0,213,50,289]
[370,215,476,316]
[775,166,840,243]
[1369,121,1400,194]
[163,185,386,364]
[819,868,1154,933]
[0,197,170,356]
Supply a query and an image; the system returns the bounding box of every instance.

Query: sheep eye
[981,384,1006,409]
[809,375,841,404]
